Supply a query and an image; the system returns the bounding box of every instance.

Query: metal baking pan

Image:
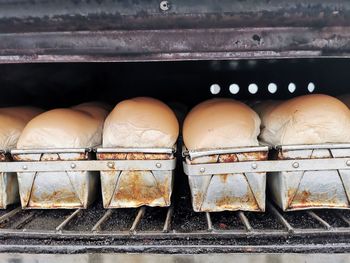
[96,147,176,209]
[268,143,350,211]
[183,146,269,212]
[11,148,97,209]
[0,151,19,209]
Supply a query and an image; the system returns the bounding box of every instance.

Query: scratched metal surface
[1,1,350,62]
[14,151,97,209]
[186,149,268,212]
[97,151,175,208]
[269,145,350,211]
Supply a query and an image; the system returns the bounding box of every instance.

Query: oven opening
[0,58,349,254]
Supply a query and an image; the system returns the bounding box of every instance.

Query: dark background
[0,58,347,110]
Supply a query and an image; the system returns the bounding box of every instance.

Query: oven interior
[0,58,350,254]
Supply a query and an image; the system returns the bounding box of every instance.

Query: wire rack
[0,202,349,235]
[0,196,350,254]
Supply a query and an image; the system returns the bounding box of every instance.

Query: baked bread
[0,107,43,150]
[17,102,109,149]
[103,97,179,148]
[260,94,350,145]
[183,98,261,150]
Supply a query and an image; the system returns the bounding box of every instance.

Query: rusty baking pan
[96,147,176,209]
[183,146,269,212]
[0,151,19,209]
[268,143,350,211]
[11,148,97,209]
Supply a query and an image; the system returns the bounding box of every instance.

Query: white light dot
[288,83,296,93]
[248,83,258,94]
[308,82,315,93]
[268,83,277,94]
[210,84,221,94]
[229,84,240,94]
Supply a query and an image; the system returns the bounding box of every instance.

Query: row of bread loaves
[12,94,350,150]
[16,98,180,149]
[182,94,350,151]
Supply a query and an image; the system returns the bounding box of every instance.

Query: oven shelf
[0,188,350,253]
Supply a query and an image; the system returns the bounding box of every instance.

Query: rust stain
[290,202,347,209]
[288,188,346,209]
[191,155,218,164]
[287,188,297,203]
[0,153,7,162]
[144,153,171,160]
[287,189,312,206]
[193,192,203,209]
[214,183,259,211]
[11,155,21,161]
[188,150,267,212]
[278,150,320,160]
[219,174,229,183]
[97,152,172,161]
[190,150,267,165]
[28,187,81,209]
[127,153,146,160]
[97,153,127,160]
[288,200,349,210]
[215,194,259,211]
[13,152,88,161]
[13,151,90,208]
[99,150,173,208]
[113,170,170,207]
[278,149,331,160]
[238,151,268,161]
[296,190,311,204]
[42,152,88,161]
[21,195,29,207]
[219,154,238,163]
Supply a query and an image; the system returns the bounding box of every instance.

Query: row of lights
[210,82,316,95]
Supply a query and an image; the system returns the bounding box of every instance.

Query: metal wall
[1,1,350,62]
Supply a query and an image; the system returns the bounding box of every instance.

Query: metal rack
[1,198,350,253]
[0,144,349,253]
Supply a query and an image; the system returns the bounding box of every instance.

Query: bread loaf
[260,94,350,145]
[103,97,179,148]
[0,107,43,149]
[183,98,261,150]
[17,102,109,149]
